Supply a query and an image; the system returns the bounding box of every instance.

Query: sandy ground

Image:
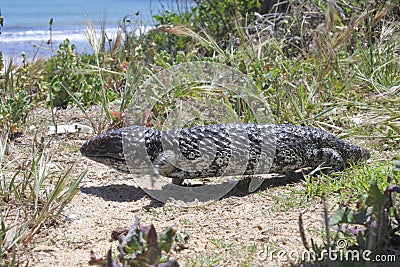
[10,106,330,266]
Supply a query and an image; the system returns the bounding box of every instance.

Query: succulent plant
[89,219,189,267]
[300,173,400,264]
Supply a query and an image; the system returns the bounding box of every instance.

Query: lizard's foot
[172,178,185,186]
[316,147,345,173]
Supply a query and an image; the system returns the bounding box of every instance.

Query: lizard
[80,124,370,185]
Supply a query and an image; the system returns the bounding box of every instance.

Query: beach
[0,0,194,59]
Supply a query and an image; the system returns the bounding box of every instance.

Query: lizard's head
[343,144,371,164]
[80,128,130,173]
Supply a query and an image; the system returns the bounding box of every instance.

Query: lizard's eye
[98,140,107,148]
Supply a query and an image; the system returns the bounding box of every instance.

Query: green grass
[258,185,312,212]
[185,254,222,267]
[305,161,400,206]
[0,135,85,265]
[209,238,232,249]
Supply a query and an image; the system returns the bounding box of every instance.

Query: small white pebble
[65,214,78,222]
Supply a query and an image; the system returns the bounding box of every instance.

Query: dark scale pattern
[144,128,162,162]
[243,124,264,175]
[161,125,235,179]
[80,124,370,180]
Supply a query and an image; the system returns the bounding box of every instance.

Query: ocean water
[0,0,194,59]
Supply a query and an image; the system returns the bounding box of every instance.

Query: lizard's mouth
[85,155,130,173]
[85,154,126,163]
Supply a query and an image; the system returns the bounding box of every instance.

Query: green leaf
[352,209,368,225]
[366,181,386,214]
[393,160,400,172]
[159,227,175,253]
[329,208,354,225]
[125,226,143,253]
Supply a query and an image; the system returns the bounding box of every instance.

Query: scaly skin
[80,124,370,182]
